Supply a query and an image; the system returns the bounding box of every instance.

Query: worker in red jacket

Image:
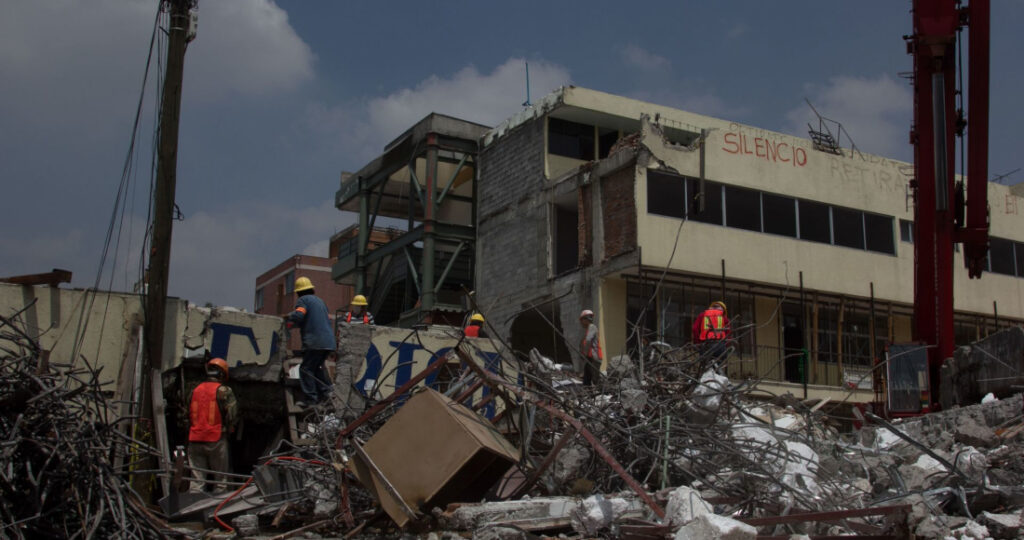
[464,313,486,338]
[188,357,238,494]
[692,301,731,365]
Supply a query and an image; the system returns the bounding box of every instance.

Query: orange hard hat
[207,357,229,379]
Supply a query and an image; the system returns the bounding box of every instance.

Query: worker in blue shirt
[286,277,336,407]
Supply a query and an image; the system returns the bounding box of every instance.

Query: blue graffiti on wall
[209,322,277,364]
[354,341,503,418]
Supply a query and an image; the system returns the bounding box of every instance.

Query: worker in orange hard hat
[344,294,375,325]
[578,309,603,385]
[187,357,238,494]
[692,300,731,365]
[464,313,486,338]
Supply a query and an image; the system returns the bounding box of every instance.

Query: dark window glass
[989,237,1016,276]
[763,193,797,237]
[832,206,865,249]
[647,171,686,218]
[1017,242,1024,278]
[899,219,914,243]
[864,213,895,254]
[725,186,762,232]
[554,205,579,275]
[798,200,831,244]
[548,117,594,160]
[687,178,723,225]
[598,128,619,158]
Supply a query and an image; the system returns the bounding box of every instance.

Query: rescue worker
[287,276,337,407]
[692,300,731,364]
[344,294,375,325]
[464,313,486,338]
[188,357,238,494]
[578,309,603,385]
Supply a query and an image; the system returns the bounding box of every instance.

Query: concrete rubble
[2,308,1024,539]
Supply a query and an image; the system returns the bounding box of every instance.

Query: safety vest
[189,382,223,443]
[581,328,603,361]
[464,324,480,338]
[698,308,727,341]
[346,311,370,324]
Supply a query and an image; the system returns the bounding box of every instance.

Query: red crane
[908,0,989,412]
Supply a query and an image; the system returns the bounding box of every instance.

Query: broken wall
[942,326,1024,408]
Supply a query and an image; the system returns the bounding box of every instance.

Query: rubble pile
[0,314,174,539]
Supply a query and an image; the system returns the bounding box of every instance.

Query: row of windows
[548,117,697,162]
[899,219,1024,278]
[647,171,897,255]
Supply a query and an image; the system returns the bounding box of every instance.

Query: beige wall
[0,283,286,391]
[599,278,627,363]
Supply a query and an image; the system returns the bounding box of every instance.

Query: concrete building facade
[474,87,1024,402]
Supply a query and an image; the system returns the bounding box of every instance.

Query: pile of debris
[0,313,175,539]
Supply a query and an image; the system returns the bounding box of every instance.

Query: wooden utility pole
[146,0,192,378]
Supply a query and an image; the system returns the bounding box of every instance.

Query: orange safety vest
[346,311,370,324]
[581,327,603,361]
[189,382,223,443]
[698,308,727,341]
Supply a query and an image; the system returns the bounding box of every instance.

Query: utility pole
[146,0,193,379]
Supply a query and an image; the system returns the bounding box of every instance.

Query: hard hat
[470,313,485,323]
[294,276,314,293]
[351,294,368,306]
[711,301,727,312]
[207,357,229,379]
[579,309,594,320]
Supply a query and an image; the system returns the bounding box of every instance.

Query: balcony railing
[724,345,873,388]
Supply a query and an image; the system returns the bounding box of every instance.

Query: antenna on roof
[991,167,1021,185]
[522,61,532,107]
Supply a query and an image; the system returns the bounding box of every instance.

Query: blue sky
[1,1,1022,309]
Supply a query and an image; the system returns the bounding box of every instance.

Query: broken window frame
[547,117,595,161]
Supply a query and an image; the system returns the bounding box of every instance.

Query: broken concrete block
[472,526,530,540]
[955,416,998,448]
[552,443,590,485]
[570,495,635,535]
[950,519,990,540]
[232,513,259,537]
[978,511,1022,539]
[954,446,990,484]
[606,354,634,376]
[664,485,712,527]
[620,388,648,414]
[437,497,578,530]
[673,513,756,540]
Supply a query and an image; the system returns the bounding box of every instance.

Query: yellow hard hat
[470,313,485,323]
[352,294,368,306]
[711,301,727,312]
[294,276,314,293]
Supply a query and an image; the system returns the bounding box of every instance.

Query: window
[687,178,723,225]
[255,288,264,311]
[864,213,895,254]
[1017,241,1024,278]
[598,127,619,158]
[798,200,831,244]
[553,204,579,275]
[647,171,686,218]
[762,193,797,238]
[548,117,594,161]
[832,206,865,249]
[725,186,762,232]
[284,270,295,294]
[899,219,914,243]
[989,237,1016,276]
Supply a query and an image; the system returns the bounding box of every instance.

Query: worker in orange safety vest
[692,301,731,365]
[344,294,375,325]
[187,357,238,494]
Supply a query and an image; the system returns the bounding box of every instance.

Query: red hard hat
[207,357,229,379]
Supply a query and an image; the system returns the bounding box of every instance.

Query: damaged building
[336,86,1024,406]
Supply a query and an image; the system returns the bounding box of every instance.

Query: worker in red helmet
[187,357,238,494]
[578,309,603,385]
[692,300,731,365]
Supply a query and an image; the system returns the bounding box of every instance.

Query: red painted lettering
[766,139,778,162]
[755,138,766,158]
[722,132,740,154]
[795,147,807,166]
[777,142,790,162]
[742,133,753,155]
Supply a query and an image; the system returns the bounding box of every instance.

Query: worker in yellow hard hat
[464,313,486,338]
[286,276,336,407]
[344,294,374,325]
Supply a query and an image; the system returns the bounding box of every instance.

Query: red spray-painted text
[722,132,807,167]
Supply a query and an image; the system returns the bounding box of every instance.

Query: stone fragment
[978,511,1022,539]
[673,513,756,540]
[664,485,712,527]
[620,388,648,414]
[232,513,259,537]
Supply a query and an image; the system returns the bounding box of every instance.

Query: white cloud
[168,199,354,308]
[0,0,314,136]
[304,57,572,162]
[621,44,672,72]
[301,239,329,258]
[784,74,912,160]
